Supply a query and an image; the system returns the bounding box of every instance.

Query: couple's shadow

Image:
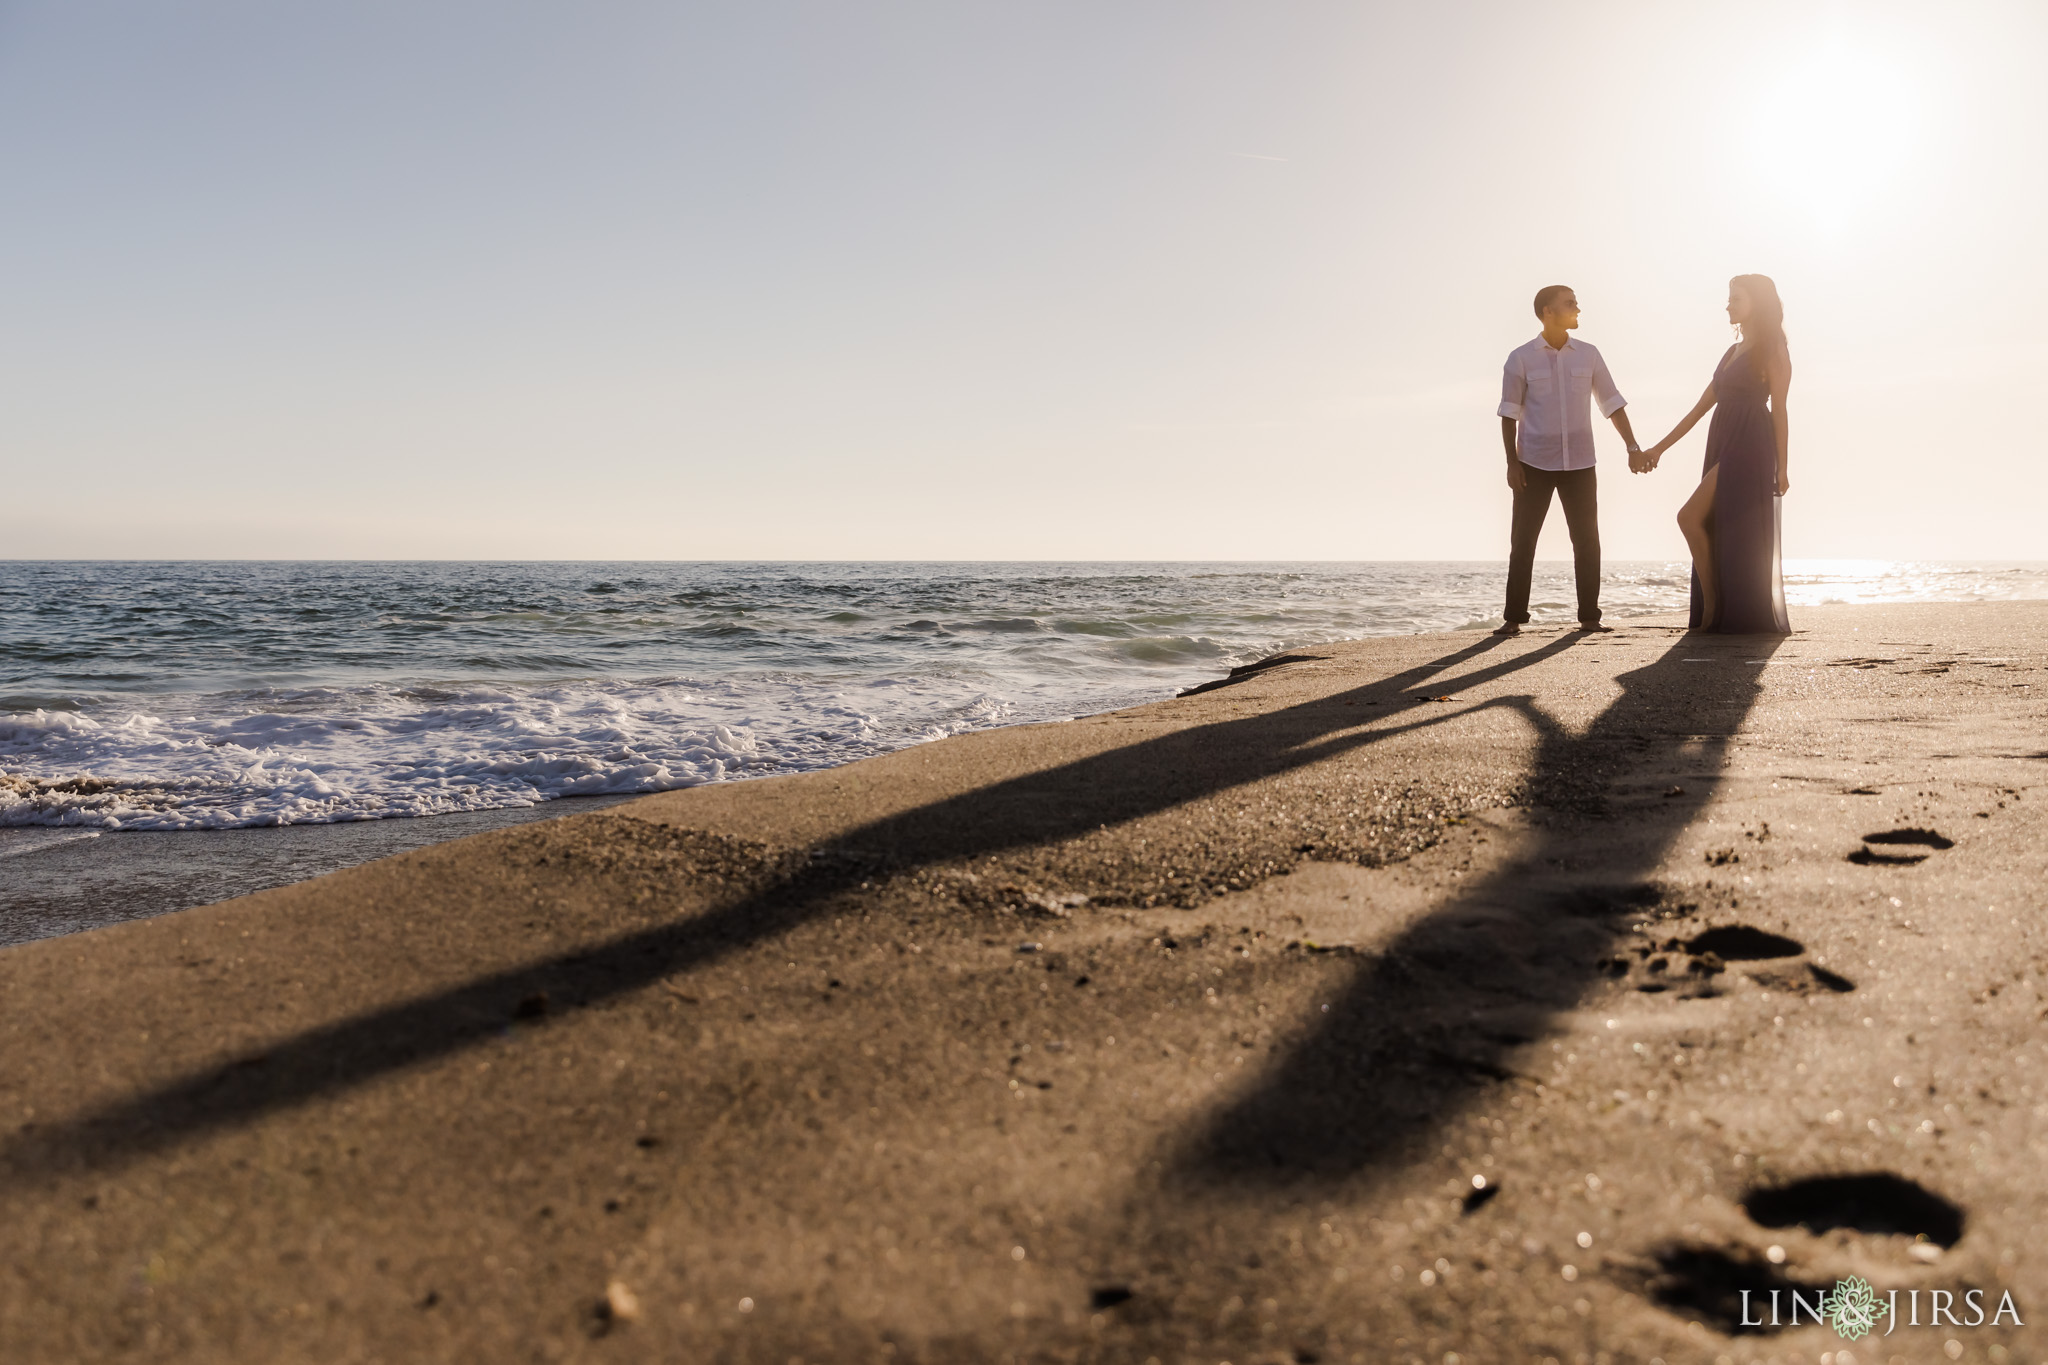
[1146,634,1773,1225]
[7,628,1770,1201]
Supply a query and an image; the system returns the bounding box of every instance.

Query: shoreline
[0,611,1488,945]
[2,602,2044,1361]
[9,558,2048,952]
[0,793,647,947]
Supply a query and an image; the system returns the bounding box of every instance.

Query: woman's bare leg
[1676,464,1720,627]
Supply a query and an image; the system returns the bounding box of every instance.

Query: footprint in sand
[1623,1174,1966,1333]
[1846,826,1955,866]
[1600,924,1855,997]
[1743,1173,1965,1249]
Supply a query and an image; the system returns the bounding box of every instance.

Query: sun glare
[1753,40,1929,239]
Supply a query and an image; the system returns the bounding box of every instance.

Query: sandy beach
[3,602,2044,1363]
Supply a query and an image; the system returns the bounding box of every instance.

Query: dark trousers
[1504,463,1601,626]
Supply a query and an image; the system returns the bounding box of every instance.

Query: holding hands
[1628,441,1666,474]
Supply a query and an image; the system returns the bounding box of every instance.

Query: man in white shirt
[1494,285,1643,635]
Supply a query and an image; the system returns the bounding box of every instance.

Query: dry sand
[2,603,2044,1364]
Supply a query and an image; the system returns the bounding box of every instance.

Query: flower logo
[1823,1275,1888,1341]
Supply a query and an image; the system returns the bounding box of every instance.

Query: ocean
[5,559,2047,842]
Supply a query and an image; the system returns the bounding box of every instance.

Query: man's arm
[1497,357,1527,492]
[1590,351,1643,470]
[1609,408,1643,470]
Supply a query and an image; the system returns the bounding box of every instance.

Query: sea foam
[0,676,1014,830]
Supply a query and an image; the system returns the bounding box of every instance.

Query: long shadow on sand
[1170,634,1778,1188]
[6,630,1768,1176]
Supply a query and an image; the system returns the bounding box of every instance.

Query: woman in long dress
[1642,275,1793,633]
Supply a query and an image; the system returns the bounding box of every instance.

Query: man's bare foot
[1575,622,1613,633]
[1492,622,1521,636]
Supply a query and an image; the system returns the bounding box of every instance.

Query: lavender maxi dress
[1689,344,1792,633]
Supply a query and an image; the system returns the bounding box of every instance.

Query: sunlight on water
[1783,560,2048,605]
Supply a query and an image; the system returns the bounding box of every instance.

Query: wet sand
[0,794,644,947]
[2,603,2044,1363]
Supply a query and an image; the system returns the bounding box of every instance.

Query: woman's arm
[1766,348,1791,495]
[1644,382,1717,468]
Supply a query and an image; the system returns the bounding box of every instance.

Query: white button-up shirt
[1496,336,1626,471]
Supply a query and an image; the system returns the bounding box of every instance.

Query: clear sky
[4,1,2043,561]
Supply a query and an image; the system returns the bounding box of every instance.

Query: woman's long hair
[1732,273,1788,365]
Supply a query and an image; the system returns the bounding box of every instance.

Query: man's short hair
[1533,285,1574,320]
